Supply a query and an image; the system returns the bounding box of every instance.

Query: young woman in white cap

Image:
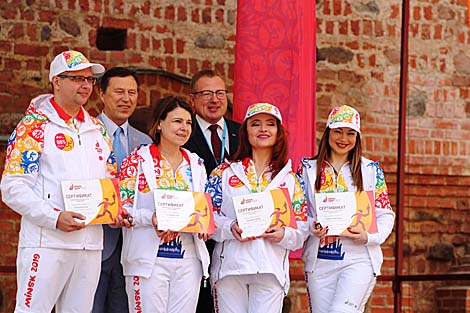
[205,102,309,313]
[298,105,395,313]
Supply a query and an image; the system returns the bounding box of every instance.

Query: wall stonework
[1,1,469,312]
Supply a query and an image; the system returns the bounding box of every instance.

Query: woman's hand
[152,212,176,240]
[115,208,135,228]
[311,220,329,240]
[198,233,211,241]
[342,226,368,244]
[231,222,256,242]
[260,227,285,243]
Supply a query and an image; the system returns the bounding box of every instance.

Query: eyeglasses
[58,75,97,85]
[191,89,228,100]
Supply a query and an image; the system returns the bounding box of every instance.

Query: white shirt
[100,111,130,154]
[195,114,229,153]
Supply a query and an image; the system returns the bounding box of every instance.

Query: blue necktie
[113,127,126,174]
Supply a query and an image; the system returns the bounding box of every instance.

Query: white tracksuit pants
[213,273,285,313]
[126,257,202,313]
[306,257,376,313]
[15,247,101,313]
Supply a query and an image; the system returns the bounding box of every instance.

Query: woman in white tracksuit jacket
[298,105,395,313]
[119,97,210,313]
[205,103,309,313]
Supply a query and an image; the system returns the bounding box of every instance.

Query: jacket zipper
[217,241,225,281]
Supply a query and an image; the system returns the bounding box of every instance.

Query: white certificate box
[233,189,297,239]
[314,191,376,236]
[153,189,215,234]
[61,178,121,225]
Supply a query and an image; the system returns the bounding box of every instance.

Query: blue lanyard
[204,120,227,165]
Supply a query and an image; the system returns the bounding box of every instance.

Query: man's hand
[56,211,86,232]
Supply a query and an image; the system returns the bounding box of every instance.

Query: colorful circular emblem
[228,175,243,188]
[55,133,74,151]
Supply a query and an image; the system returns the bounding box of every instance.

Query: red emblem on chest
[228,175,243,188]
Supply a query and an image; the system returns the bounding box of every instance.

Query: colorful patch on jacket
[368,161,392,211]
[3,111,47,176]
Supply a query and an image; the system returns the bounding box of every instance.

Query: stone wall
[1,1,469,312]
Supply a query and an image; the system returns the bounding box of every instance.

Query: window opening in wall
[96,27,127,51]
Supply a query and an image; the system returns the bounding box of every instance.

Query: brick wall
[1,1,470,312]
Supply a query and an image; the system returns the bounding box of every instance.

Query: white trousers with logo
[15,247,101,313]
[126,257,202,313]
[213,273,284,313]
[306,257,376,313]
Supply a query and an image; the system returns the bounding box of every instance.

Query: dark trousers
[92,236,129,313]
[196,239,215,313]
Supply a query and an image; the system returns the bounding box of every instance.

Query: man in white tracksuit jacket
[0,50,117,313]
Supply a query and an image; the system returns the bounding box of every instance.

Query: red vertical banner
[468,0,470,27]
[233,0,316,168]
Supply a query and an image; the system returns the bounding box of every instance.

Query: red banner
[233,0,316,168]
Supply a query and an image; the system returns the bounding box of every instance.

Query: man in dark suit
[93,67,152,313]
[183,69,241,313]
[184,69,240,175]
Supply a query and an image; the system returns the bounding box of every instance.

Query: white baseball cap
[49,50,105,82]
[244,102,283,123]
[326,105,361,133]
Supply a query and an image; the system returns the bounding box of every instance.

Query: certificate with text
[233,188,298,239]
[314,191,377,236]
[153,189,216,234]
[61,178,122,225]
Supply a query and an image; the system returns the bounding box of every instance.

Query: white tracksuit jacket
[299,157,395,276]
[206,159,309,293]
[1,94,115,250]
[120,144,210,279]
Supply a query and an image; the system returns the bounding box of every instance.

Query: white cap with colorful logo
[327,105,361,133]
[49,50,105,82]
[244,102,283,123]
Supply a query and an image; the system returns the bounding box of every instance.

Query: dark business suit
[93,114,152,313]
[183,115,240,313]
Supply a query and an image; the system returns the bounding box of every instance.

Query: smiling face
[328,127,358,158]
[246,113,278,150]
[53,68,94,109]
[190,75,228,124]
[158,107,193,148]
[100,76,138,126]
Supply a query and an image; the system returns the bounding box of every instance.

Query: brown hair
[232,118,289,178]
[314,127,363,192]
[148,96,194,145]
[190,69,223,92]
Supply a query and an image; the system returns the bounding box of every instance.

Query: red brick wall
[1,1,470,312]
[315,0,470,312]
